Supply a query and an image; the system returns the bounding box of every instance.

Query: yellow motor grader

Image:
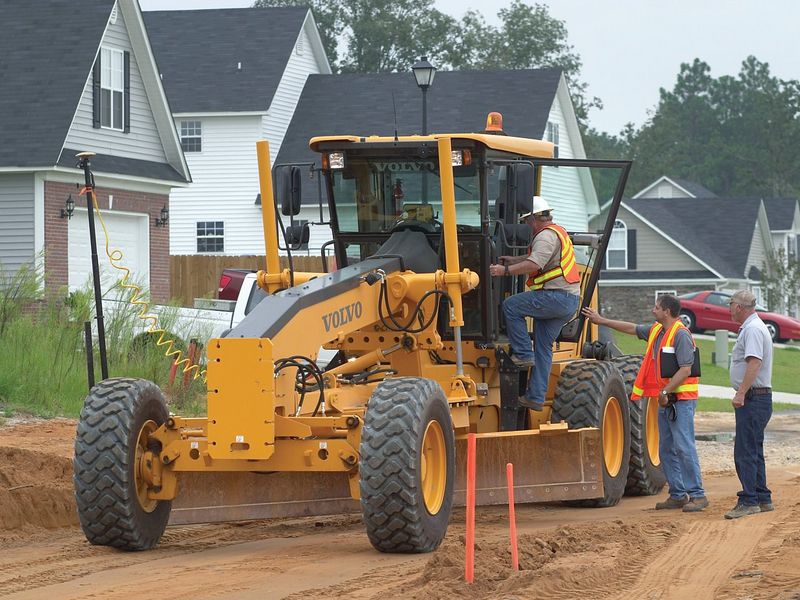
[73,116,664,553]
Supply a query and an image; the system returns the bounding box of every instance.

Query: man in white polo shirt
[725,290,774,520]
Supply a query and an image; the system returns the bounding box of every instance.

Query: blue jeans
[502,290,579,405]
[734,391,773,506]
[658,400,705,499]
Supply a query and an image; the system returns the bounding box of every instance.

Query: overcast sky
[138,0,800,135]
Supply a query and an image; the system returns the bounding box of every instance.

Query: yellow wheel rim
[602,396,624,477]
[134,419,158,513]
[421,420,447,515]
[646,397,661,466]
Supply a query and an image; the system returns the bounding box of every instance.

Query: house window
[787,234,797,260]
[751,286,764,306]
[546,121,560,158]
[197,221,224,252]
[180,121,202,152]
[100,48,124,130]
[606,219,627,269]
[655,290,677,303]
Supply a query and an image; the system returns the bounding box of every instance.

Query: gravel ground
[695,411,800,474]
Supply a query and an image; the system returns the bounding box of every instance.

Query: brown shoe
[655,496,689,510]
[683,496,709,512]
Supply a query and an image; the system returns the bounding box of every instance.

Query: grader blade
[453,425,604,506]
[170,472,356,525]
[169,425,602,525]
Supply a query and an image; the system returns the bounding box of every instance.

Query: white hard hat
[519,196,552,220]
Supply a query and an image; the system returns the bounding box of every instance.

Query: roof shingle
[0,0,114,168]
[144,7,309,113]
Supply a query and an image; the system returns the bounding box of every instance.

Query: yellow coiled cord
[88,191,205,381]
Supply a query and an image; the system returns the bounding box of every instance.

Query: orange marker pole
[465,433,476,584]
[506,463,519,571]
[168,360,178,387]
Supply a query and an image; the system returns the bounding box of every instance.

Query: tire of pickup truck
[74,377,171,550]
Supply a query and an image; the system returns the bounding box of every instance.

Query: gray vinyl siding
[64,9,167,163]
[0,174,35,274]
[592,206,706,271]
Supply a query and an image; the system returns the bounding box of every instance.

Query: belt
[746,387,771,396]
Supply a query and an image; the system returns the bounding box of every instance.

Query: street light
[412,56,436,135]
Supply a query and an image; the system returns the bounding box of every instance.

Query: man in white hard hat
[489,196,581,410]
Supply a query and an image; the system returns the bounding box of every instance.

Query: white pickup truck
[103,274,336,366]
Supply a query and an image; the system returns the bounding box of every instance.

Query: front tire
[73,378,171,551]
[359,377,455,553]
[612,356,666,496]
[552,361,631,507]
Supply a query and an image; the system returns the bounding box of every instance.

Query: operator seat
[369,229,441,273]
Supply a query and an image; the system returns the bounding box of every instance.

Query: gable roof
[762,197,799,230]
[624,197,764,278]
[0,0,114,169]
[632,175,717,199]
[144,7,317,114]
[276,69,563,169]
[672,178,717,198]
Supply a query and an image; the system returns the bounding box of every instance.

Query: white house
[143,7,331,256]
[0,0,190,302]
[275,68,599,255]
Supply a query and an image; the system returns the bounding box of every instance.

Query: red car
[677,291,800,342]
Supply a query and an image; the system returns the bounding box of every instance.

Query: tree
[619,57,800,196]
[253,0,596,124]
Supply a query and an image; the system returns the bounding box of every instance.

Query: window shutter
[92,56,101,129]
[123,51,130,133]
[627,229,637,270]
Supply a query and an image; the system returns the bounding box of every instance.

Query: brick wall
[598,284,709,323]
[44,181,170,303]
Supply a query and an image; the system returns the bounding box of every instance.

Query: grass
[612,332,800,394]
[697,397,799,413]
[0,274,207,419]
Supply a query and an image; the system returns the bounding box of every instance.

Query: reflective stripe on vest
[525,224,581,290]
[630,320,699,401]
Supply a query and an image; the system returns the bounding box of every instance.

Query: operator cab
[276,122,631,346]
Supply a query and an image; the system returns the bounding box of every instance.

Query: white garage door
[68,208,150,295]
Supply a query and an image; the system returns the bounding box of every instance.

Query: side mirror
[285,222,310,247]
[278,166,302,216]
[509,163,534,215]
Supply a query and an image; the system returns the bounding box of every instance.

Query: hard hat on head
[519,196,552,221]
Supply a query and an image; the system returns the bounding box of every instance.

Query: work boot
[724,503,761,519]
[759,502,775,512]
[655,496,689,510]
[510,355,535,369]
[682,496,709,512]
[518,396,544,412]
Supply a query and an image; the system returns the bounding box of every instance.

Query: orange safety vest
[631,320,699,401]
[525,224,580,290]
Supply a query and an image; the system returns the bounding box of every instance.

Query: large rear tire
[612,355,666,496]
[73,377,171,551]
[552,361,631,507]
[359,377,455,553]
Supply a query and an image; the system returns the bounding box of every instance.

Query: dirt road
[2,415,800,599]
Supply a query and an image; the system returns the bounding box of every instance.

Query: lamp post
[412,56,436,135]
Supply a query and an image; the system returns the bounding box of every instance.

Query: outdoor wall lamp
[155,204,169,227]
[60,194,75,219]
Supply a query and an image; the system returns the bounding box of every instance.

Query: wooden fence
[169,254,331,306]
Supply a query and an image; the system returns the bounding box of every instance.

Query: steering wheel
[388,219,439,234]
